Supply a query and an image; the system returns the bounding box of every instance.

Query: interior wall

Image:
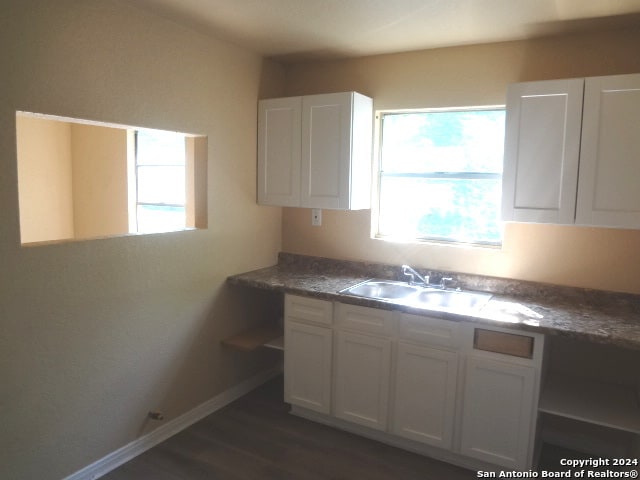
[71,122,129,239]
[0,1,284,479]
[282,27,640,294]
[16,115,75,243]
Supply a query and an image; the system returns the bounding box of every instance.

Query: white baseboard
[65,367,282,480]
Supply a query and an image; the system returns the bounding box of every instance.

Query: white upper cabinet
[502,78,584,224]
[502,73,640,229]
[258,91,373,210]
[576,74,640,228]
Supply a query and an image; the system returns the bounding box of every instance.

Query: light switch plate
[312,209,322,226]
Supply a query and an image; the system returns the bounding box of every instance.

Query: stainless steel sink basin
[341,280,422,299]
[340,279,492,313]
[409,289,492,312]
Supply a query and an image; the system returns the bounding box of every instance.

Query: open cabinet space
[539,336,640,458]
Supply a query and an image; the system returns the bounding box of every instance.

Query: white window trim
[127,129,137,233]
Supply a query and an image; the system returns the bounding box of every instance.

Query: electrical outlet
[312,209,322,226]
[147,411,164,420]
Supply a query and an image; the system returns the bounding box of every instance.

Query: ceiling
[126,0,640,62]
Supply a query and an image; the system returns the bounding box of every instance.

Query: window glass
[377,108,505,245]
[136,205,186,234]
[136,129,186,166]
[136,166,185,205]
[134,130,186,233]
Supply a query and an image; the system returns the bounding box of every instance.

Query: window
[376,108,505,246]
[15,111,207,245]
[132,129,187,234]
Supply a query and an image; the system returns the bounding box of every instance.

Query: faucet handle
[440,277,454,289]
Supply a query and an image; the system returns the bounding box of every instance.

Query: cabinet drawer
[335,302,394,336]
[399,313,460,348]
[473,328,534,359]
[285,294,333,326]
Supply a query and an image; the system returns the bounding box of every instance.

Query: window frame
[373,106,506,248]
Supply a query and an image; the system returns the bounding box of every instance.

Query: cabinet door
[284,321,332,414]
[577,73,640,228]
[502,79,584,224]
[334,330,391,431]
[392,343,458,449]
[257,97,302,207]
[301,92,353,209]
[460,356,536,469]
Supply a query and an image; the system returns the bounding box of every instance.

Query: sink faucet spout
[401,265,429,286]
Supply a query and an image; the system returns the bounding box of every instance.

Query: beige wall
[71,123,129,239]
[1,1,284,479]
[282,27,640,294]
[16,115,75,243]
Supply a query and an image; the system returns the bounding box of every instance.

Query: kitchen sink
[411,289,492,311]
[340,279,492,313]
[341,280,422,299]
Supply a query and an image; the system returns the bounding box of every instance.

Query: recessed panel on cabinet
[460,356,536,469]
[515,96,566,208]
[284,321,332,414]
[304,101,343,200]
[334,330,391,431]
[392,342,458,449]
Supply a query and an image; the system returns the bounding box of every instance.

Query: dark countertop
[227,253,640,351]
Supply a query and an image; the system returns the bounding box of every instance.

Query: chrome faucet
[401,265,429,286]
[402,264,456,289]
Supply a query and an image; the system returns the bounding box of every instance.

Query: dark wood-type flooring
[102,375,477,479]
[103,375,569,479]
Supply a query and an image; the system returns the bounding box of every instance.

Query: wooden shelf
[222,325,283,352]
[539,373,640,434]
[263,335,284,351]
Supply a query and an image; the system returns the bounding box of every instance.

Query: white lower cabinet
[460,355,536,470]
[284,321,332,414]
[283,295,543,471]
[392,342,458,449]
[284,295,333,414]
[334,330,392,431]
